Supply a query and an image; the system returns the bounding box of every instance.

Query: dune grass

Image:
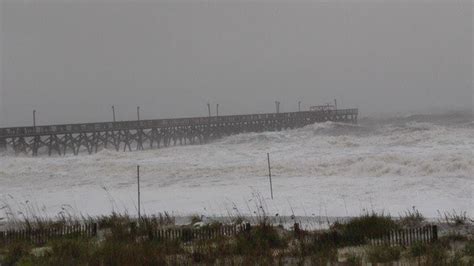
[0,202,472,265]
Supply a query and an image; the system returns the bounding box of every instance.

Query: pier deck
[0,109,358,156]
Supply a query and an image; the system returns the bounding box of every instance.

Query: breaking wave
[0,111,472,218]
[214,113,474,178]
[0,111,473,182]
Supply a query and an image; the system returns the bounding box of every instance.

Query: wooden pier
[0,109,358,156]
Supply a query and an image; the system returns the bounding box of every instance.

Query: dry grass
[1,203,472,265]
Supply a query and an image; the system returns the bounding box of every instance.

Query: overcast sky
[0,0,472,127]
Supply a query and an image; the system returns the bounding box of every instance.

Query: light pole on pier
[334,99,337,110]
[33,110,36,128]
[137,106,140,121]
[298,101,301,112]
[216,104,219,117]
[207,103,211,118]
[112,105,116,122]
[275,101,280,114]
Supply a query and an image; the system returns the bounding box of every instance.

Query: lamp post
[33,110,36,128]
[137,106,140,121]
[298,101,301,112]
[112,105,116,122]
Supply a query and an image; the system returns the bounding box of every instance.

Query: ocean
[0,111,472,221]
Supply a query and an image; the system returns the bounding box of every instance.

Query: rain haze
[0,0,472,127]
[0,0,473,252]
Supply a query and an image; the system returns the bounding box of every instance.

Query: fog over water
[0,1,472,127]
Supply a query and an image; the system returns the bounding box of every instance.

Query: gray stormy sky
[0,0,472,127]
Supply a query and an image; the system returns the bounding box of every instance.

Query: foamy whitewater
[0,112,473,220]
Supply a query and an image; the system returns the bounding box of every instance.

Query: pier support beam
[0,109,358,156]
[0,138,6,151]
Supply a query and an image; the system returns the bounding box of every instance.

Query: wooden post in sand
[137,165,141,221]
[267,153,273,199]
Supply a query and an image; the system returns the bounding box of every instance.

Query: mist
[0,0,472,127]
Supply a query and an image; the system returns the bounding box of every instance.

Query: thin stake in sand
[267,153,273,199]
[137,165,141,221]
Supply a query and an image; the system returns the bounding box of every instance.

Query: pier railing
[0,109,358,138]
[0,109,358,155]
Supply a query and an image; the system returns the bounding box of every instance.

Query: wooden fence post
[294,223,301,238]
[245,223,251,233]
[432,225,438,242]
[93,223,98,236]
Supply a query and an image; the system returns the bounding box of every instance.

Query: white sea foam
[0,114,472,219]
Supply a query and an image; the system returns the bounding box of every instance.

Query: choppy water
[0,111,472,219]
